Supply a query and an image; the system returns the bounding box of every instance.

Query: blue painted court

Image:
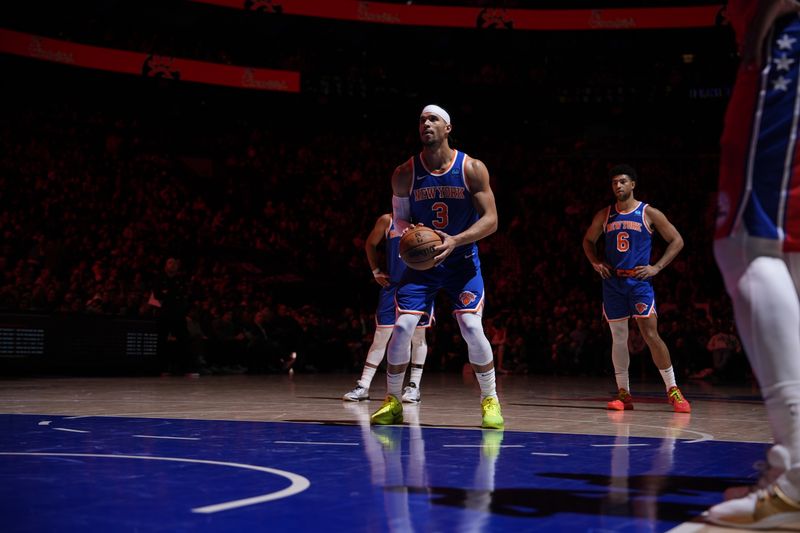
[1,412,767,532]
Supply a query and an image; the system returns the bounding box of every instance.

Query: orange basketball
[399,226,443,270]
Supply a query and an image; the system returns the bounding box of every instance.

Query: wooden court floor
[0,373,773,532]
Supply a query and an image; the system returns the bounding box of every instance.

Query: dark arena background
[0,1,773,532]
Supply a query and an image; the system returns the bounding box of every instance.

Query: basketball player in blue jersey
[370,104,504,429]
[583,164,691,414]
[704,1,800,528]
[343,213,432,403]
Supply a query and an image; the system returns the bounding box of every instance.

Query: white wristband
[372,267,381,275]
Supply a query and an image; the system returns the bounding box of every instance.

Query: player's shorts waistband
[614,268,637,278]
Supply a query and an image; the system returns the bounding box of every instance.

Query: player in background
[705,1,800,528]
[343,214,431,403]
[370,104,504,429]
[583,164,691,414]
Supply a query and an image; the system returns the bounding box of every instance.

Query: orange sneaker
[607,388,634,411]
[667,386,691,413]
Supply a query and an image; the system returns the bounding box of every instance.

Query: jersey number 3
[432,202,448,229]
[616,232,630,252]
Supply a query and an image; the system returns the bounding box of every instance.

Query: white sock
[387,371,405,399]
[476,369,497,400]
[408,328,427,387]
[615,371,630,393]
[659,366,677,391]
[358,367,377,390]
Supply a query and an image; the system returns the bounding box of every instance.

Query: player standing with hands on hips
[370,104,504,429]
[583,164,691,414]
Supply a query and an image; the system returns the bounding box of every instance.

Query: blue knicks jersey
[409,150,478,258]
[604,202,653,271]
[385,218,405,284]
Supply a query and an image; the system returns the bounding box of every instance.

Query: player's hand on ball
[432,230,456,265]
[401,223,423,237]
[399,225,442,270]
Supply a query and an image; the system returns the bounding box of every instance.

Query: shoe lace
[668,388,685,403]
[483,398,500,414]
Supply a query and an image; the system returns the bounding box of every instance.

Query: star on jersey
[772,75,791,92]
[777,34,797,51]
[774,54,795,72]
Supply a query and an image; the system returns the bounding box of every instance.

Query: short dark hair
[608,164,638,183]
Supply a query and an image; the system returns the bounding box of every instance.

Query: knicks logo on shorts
[635,302,648,314]
[459,291,477,306]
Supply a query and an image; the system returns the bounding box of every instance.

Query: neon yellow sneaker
[481,396,504,429]
[370,395,403,425]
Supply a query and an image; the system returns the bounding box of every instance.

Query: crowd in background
[0,100,744,382]
[1,1,747,381]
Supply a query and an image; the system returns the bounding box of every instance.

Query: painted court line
[591,443,650,448]
[0,452,310,513]
[52,427,90,434]
[38,420,51,426]
[132,435,200,441]
[530,452,569,457]
[443,444,525,448]
[274,440,358,446]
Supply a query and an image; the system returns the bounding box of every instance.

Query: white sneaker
[343,385,369,402]
[401,383,421,403]
[704,476,800,530]
[725,445,791,500]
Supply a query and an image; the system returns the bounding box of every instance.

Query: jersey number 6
[616,232,630,253]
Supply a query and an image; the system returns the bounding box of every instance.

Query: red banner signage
[190,0,722,30]
[0,29,300,93]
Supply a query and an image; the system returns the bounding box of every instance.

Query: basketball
[399,226,443,270]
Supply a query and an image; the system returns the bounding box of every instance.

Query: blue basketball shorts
[395,253,484,317]
[602,278,656,321]
[376,285,432,327]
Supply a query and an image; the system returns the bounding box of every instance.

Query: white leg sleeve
[456,312,493,366]
[358,327,392,389]
[408,327,427,388]
[714,237,800,391]
[386,313,420,367]
[608,320,630,392]
[366,327,392,367]
[715,235,800,461]
[410,327,427,366]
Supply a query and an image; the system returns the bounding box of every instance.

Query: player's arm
[634,206,684,280]
[741,0,800,69]
[432,157,497,264]
[365,214,391,287]
[582,208,613,279]
[391,159,414,235]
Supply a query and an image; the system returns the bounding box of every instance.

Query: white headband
[421,104,451,125]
